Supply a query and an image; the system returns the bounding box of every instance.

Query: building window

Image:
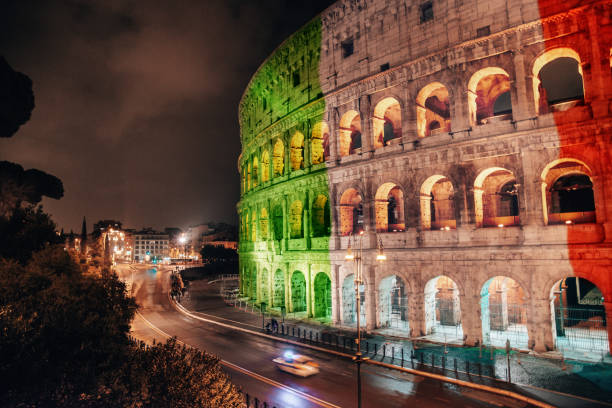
[420,2,433,23]
[380,63,390,72]
[477,25,490,37]
[341,38,354,58]
[292,72,300,87]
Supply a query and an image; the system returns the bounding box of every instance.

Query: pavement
[179,276,612,406]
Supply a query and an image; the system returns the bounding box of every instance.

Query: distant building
[132,228,169,263]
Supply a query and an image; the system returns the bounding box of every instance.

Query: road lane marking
[133,311,340,408]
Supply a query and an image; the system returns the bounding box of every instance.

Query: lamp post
[179,235,187,270]
[345,231,386,408]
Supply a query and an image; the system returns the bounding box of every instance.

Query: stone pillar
[408,285,425,337]
[586,9,610,118]
[402,81,418,145]
[285,263,291,313]
[328,108,340,163]
[360,95,373,154]
[511,50,531,122]
[282,197,289,249]
[332,264,341,325]
[604,300,612,355]
[450,79,471,133]
[460,293,482,346]
[306,264,313,318]
[364,264,377,331]
[528,296,554,353]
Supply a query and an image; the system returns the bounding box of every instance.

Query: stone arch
[272,269,285,308]
[312,194,331,237]
[467,67,512,126]
[259,207,269,240]
[339,110,362,157]
[311,121,330,164]
[531,48,584,115]
[250,267,258,300]
[252,156,259,187]
[291,270,307,313]
[474,167,519,227]
[261,150,270,182]
[378,274,409,335]
[480,276,528,349]
[540,159,595,225]
[341,273,366,326]
[549,277,608,355]
[271,203,284,240]
[374,182,405,232]
[424,276,463,342]
[289,200,303,238]
[420,175,456,230]
[290,131,305,171]
[372,97,402,149]
[416,82,451,138]
[260,268,269,305]
[273,138,285,177]
[339,188,363,236]
[314,272,332,319]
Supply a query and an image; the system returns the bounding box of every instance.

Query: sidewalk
[180,277,612,405]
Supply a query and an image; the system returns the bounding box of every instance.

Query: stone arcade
[237,0,612,356]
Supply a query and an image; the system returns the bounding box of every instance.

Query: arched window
[340,189,363,235]
[532,49,584,115]
[373,97,402,149]
[311,122,330,165]
[468,68,512,126]
[273,139,284,177]
[420,175,456,230]
[312,194,331,237]
[416,82,451,138]
[272,204,284,240]
[289,200,303,238]
[290,132,304,171]
[339,111,361,157]
[375,183,405,232]
[260,208,269,240]
[261,150,270,182]
[541,159,595,225]
[252,156,259,188]
[474,167,519,227]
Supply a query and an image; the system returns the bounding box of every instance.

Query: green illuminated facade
[237,17,332,321]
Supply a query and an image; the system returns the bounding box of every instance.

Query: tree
[0,204,61,264]
[0,56,34,139]
[81,216,88,255]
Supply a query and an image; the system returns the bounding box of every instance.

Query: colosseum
[237,0,612,357]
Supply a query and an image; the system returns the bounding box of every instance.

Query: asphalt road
[117,264,571,408]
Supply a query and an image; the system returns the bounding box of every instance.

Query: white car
[273,352,320,377]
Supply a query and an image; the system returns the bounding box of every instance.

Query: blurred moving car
[273,352,319,377]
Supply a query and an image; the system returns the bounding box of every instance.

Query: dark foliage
[0,205,61,264]
[0,56,34,138]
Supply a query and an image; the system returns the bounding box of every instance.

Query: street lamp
[345,231,385,408]
[178,235,187,270]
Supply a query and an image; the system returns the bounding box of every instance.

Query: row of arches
[241,268,333,320]
[339,273,608,354]
[241,48,587,192]
[240,193,331,241]
[340,158,595,235]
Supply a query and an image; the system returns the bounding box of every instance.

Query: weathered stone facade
[238,0,612,354]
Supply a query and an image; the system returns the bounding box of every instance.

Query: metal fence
[554,306,609,353]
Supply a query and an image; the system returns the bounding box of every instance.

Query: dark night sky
[0,0,334,232]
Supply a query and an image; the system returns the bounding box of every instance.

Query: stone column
[460,292,482,346]
[285,263,291,313]
[511,50,530,122]
[402,80,418,145]
[604,300,612,354]
[306,264,313,318]
[527,296,554,352]
[408,285,425,337]
[328,108,340,164]
[450,78,471,133]
[364,264,377,331]
[586,9,610,118]
[332,264,341,325]
[360,95,373,155]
